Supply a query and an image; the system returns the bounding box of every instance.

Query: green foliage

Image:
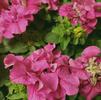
[96,0,101,2]
[62,0,71,3]
[0,1,101,100]
[6,82,27,100]
[45,16,86,50]
[0,91,5,100]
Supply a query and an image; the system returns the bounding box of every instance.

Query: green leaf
[95,96,101,100]
[63,0,71,3]
[73,38,79,45]
[0,91,5,100]
[78,95,85,100]
[34,41,45,47]
[29,46,36,52]
[60,36,70,50]
[68,95,77,100]
[96,40,101,48]
[0,61,9,87]
[45,32,61,44]
[79,38,86,45]
[7,93,27,100]
[6,82,27,100]
[0,39,10,54]
[0,44,9,54]
[96,0,101,2]
[9,42,28,54]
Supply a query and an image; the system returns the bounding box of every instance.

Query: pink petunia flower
[0,0,40,43]
[11,0,41,14]
[0,4,33,39]
[59,0,101,34]
[4,43,80,100]
[69,46,101,100]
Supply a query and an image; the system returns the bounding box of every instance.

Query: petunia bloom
[0,0,40,43]
[69,46,101,100]
[59,0,101,34]
[4,43,80,100]
[0,4,33,39]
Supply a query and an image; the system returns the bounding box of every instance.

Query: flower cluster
[1,0,101,100]
[69,46,101,100]
[4,44,101,100]
[4,44,80,100]
[0,0,40,42]
[0,0,101,43]
[0,0,59,43]
[59,0,101,33]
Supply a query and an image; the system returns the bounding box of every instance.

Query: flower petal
[41,73,58,91]
[10,62,30,84]
[31,60,49,72]
[82,46,101,58]
[4,54,24,68]
[27,85,46,100]
[61,75,79,95]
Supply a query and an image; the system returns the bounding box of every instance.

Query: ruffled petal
[27,85,46,100]
[82,46,101,58]
[41,73,58,91]
[61,75,79,95]
[4,54,24,68]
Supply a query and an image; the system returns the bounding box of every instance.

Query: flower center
[85,57,101,86]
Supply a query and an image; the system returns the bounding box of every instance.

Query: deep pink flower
[4,44,80,100]
[11,0,41,14]
[0,4,33,39]
[41,0,59,10]
[69,46,101,100]
[59,0,101,34]
[0,0,40,43]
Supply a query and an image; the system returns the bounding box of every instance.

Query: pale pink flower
[59,0,101,34]
[4,44,80,100]
[69,46,101,100]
